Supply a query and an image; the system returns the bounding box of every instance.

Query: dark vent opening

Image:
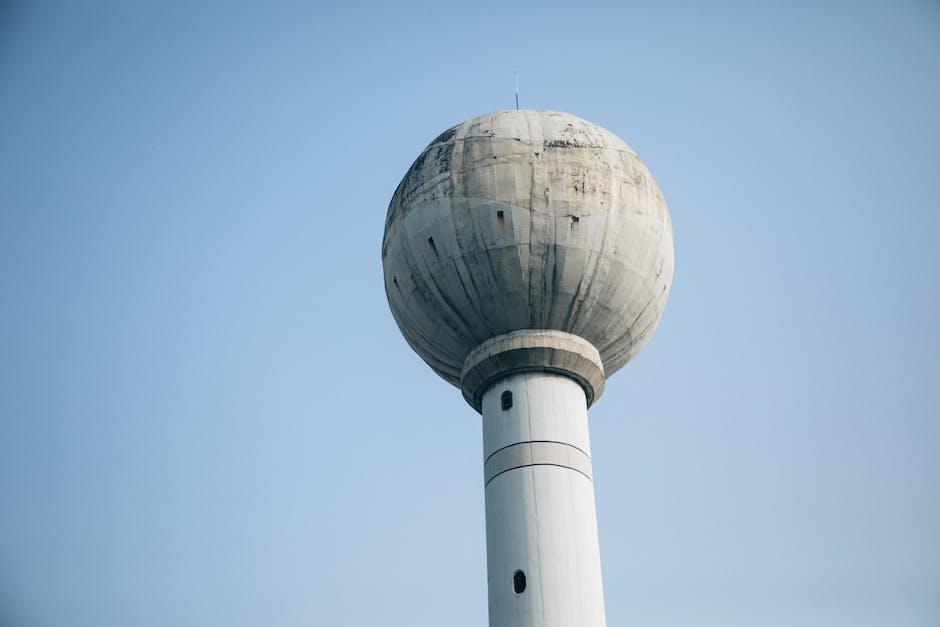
[501,390,513,411]
[513,570,526,594]
[427,237,437,254]
[497,210,505,226]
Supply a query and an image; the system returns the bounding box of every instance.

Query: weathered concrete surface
[382,110,674,389]
[460,329,605,412]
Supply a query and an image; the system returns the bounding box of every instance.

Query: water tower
[382,110,674,627]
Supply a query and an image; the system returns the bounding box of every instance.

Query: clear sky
[1,1,938,626]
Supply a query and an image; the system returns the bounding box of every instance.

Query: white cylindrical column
[481,371,606,627]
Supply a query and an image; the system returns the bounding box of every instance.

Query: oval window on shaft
[513,569,526,594]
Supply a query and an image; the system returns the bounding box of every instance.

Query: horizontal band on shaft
[484,440,593,486]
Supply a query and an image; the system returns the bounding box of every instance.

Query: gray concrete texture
[460,329,605,412]
[382,110,674,389]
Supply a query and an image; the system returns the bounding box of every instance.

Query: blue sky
[1,1,938,626]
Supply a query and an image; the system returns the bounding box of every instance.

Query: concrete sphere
[382,110,674,388]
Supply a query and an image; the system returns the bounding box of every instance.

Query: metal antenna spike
[515,74,519,110]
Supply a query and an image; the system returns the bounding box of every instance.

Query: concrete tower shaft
[481,363,606,627]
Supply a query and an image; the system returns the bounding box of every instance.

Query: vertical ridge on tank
[382,110,674,627]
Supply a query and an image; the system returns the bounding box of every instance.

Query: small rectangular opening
[501,390,513,410]
[497,210,505,227]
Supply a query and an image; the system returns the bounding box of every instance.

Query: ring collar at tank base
[460,329,606,413]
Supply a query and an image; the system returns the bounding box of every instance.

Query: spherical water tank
[382,110,674,390]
